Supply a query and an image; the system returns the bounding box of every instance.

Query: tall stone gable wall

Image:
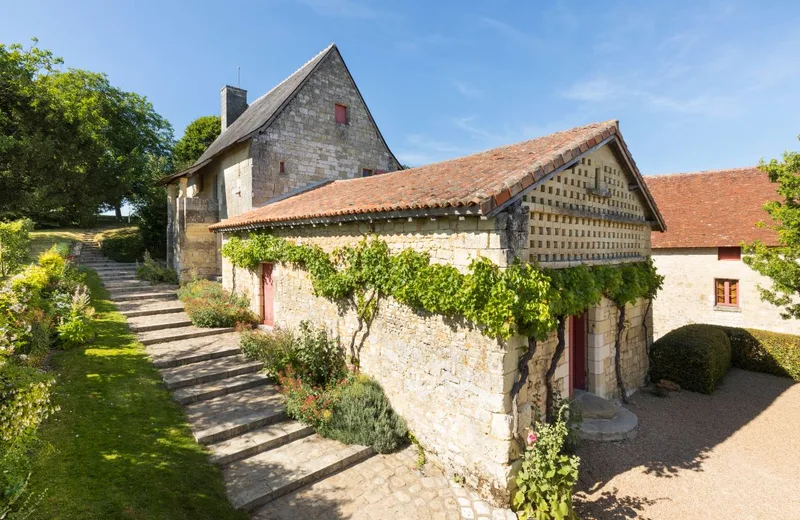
[249,50,400,207]
[169,49,398,278]
[652,248,800,338]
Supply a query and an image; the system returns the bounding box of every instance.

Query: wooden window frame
[335,103,348,125]
[279,161,286,174]
[718,246,741,261]
[714,278,740,307]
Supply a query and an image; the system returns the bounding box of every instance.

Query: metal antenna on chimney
[237,66,241,87]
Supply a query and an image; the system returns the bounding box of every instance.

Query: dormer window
[335,104,348,124]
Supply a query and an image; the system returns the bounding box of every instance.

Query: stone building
[209,120,666,505]
[645,167,800,338]
[158,44,400,280]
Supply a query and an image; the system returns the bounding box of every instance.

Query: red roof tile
[210,120,664,231]
[645,167,780,248]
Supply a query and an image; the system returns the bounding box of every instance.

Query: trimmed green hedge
[99,228,144,262]
[651,324,732,393]
[722,327,800,381]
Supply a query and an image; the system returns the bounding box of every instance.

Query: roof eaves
[209,204,482,233]
[156,158,212,186]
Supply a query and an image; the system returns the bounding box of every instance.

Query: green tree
[744,140,800,319]
[0,40,173,226]
[172,116,220,170]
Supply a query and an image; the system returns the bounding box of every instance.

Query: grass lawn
[28,229,85,258]
[27,268,246,520]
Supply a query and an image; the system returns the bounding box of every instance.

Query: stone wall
[174,197,219,281]
[249,50,399,206]
[587,297,651,398]
[221,214,528,505]
[652,248,800,338]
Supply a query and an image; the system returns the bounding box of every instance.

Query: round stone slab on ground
[578,404,638,442]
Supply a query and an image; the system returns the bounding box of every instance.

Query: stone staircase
[78,239,373,513]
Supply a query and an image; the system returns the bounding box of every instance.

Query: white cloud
[479,17,541,47]
[453,80,482,98]
[561,77,622,102]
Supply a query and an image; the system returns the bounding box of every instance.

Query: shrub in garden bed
[722,327,800,380]
[136,251,178,285]
[0,242,92,515]
[0,218,33,278]
[650,324,732,393]
[241,321,407,453]
[177,280,258,328]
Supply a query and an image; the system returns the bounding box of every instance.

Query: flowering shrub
[177,280,258,328]
[277,368,339,429]
[513,405,580,520]
[136,251,178,285]
[56,285,96,348]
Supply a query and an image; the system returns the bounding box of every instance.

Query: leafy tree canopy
[172,115,220,171]
[0,39,173,226]
[744,140,800,319]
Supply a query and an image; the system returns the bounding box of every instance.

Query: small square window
[335,104,348,124]
[362,168,373,177]
[718,247,741,261]
[279,161,285,174]
[715,279,739,307]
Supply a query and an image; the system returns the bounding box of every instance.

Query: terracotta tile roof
[645,167,780,248]
[210,120,664,232]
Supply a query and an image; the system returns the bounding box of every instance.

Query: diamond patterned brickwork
[522,145,652,268]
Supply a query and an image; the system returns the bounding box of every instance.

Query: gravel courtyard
[575,368,800,519]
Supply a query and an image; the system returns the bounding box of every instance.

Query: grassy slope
[27,269,246,520]
[28,229,84,258]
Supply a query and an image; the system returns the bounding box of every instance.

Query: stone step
[186,387,285,444]
[110,284,179,296]
[172,372,272,405]
[224,435,374,511]
[94,267,136,279]
[145,332,240,368]
[578,404,638,442]
[112,290,177,303]
[84,262,137,268]
[104,279,153,290]
[159,354,260,389]
[99,273,140,281]
[118,299,185,318]
[138,324,233,346]
[128,312,193,333]
[209,420,314,466]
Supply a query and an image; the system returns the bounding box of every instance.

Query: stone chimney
[221,85,248,132]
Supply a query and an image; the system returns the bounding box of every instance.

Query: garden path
[79,238,515,520]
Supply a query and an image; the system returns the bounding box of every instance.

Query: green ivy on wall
[221,232,663,341]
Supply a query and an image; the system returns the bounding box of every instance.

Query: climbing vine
[222,232,662,413]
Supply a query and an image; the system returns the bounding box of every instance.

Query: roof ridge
[645,166,762,180]
[245,43,336,108]
[353,119,618,181]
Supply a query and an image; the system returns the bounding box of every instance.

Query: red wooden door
[569,312,587,393]
[261,263,274,326]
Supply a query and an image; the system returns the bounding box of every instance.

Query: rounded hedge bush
[722,327,800,381]
[650,324,732,394]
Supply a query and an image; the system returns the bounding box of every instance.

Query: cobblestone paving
[253,445,517,520]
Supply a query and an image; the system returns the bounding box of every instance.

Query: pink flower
[526,432,538,445]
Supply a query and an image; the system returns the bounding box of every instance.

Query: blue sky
[4,0,800,176]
